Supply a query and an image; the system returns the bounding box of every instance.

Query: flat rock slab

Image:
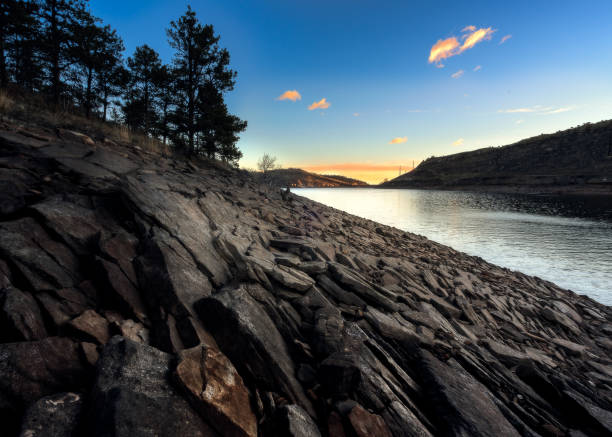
[418,350,520,437]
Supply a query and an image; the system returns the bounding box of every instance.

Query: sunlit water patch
[294,188,612,305]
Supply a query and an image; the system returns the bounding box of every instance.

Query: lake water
[294,188,612,305]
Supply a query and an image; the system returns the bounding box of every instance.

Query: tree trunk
[85,66,93,118]
[50,1,60,105]
[0,32,7,88]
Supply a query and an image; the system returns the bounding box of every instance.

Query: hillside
[0,118,610,436]
[262,168,368,188]
[382,120,612,195]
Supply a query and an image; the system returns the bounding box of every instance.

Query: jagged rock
[269,264,315,292]
[18,392,84,437]
[318,352,361,396]
[36,288,90,328]
[541,307,580,334]
[115,319,149,343]
[347,404,393,437]
[0,337,87,407]
[85,336,217,436]
[418,350,520,437]
[68,309,110,344]
[273,404,321,437]
[196,284,314,416]
[0,286,47,342]
[551,338,587,356]
[563,389,612,434]
[95,258,147,323]
[80,341,99,366]
[174,345,257,437]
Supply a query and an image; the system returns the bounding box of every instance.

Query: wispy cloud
[461,27,495,50]
[276,90,301,101]
[453,138,465,146]
[428,37,461,64]
[500,34,512,45]
[308,98,330,110]
[498,105,575,115]
[389,136,408,144]
[429,26,495,65]
[353,112,360,117]
[451,69,464,79]
[473,65,482,72]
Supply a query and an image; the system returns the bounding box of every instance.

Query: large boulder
[196,284,314,416]
[0,286,47,342]
[174,345,257,437]
[85,336,218,437]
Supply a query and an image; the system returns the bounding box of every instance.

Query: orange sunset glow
[300,163,416,185]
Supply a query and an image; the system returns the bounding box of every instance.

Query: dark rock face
[0,122,610,436]
[19,392,84,437]
[85,336,218,437]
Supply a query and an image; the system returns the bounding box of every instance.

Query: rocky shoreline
[0,120,611,436]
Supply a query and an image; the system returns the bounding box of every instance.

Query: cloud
[542,106,575,114]
[461,27,495,51]
[276,90,301,101]
[389,136,408,144]
[498,105,575,114]
[451,69,464,79]
[452,138,464,146]
[429,26,495,65]
[308,98,330,110]
[428,37,461,64]
[473,65,482,72]
[500,34,512,45]
[353,112,360,117]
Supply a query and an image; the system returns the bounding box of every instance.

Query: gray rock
[274,404,321,437]
[85,336,218,437]
[0,286,47,342]
[19,392,84,437]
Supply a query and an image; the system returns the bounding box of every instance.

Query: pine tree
[123,45,162,134]
[1,0,42,91]
[38,0,89,105]
[167,6,237,154]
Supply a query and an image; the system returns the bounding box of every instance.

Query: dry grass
[0,88,171,157]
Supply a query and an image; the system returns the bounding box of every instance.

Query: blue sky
[90,0,612,183]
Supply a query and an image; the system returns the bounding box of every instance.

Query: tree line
[0,0,246,164]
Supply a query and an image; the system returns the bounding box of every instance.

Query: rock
[68,309,110,344]
[563,389,612,435]
[541,307,580,334]
[0,337,87,407]
[328,263,398,312]
[327,411,346,437]
[551,338,587,356]
[95,258,147,323]
[274,404,322,437]
[116,319,149,343]
[196,284,314,416]
[18,392,84,437]
[174,345,257,437]
[0,286,47,342]
[85,336,217,436]
[417,350,520,437]
[483,339,529,367]
[58,128,95,145]
[36,288,90,328]
[347,404,393,437]
[318,352,361,396]
[269,264,315,292]
[80,342,99,366]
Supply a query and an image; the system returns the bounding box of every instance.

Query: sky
[90,0,612,184]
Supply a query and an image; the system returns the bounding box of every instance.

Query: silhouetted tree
[123,45,162,134]
[153,64,175,143]
[167,6,237,154]
[38,0,90,105]
[1,0,42,91]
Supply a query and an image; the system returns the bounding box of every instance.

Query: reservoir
[294,188,612,305]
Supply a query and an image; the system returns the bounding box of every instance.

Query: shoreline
[1,121,611,436]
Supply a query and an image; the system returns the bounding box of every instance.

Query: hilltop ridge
[382,120,612,195]
[261,168,368,188]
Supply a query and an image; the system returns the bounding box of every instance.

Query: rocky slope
[0,119,611,437]
[382,120,612,195]
[261,168,368,188]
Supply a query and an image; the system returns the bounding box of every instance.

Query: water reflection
[294,188,612,305]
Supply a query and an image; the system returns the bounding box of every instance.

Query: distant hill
[261,168,368,188]
[382,120,612,195]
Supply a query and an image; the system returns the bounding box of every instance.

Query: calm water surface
[294,188,612,305]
